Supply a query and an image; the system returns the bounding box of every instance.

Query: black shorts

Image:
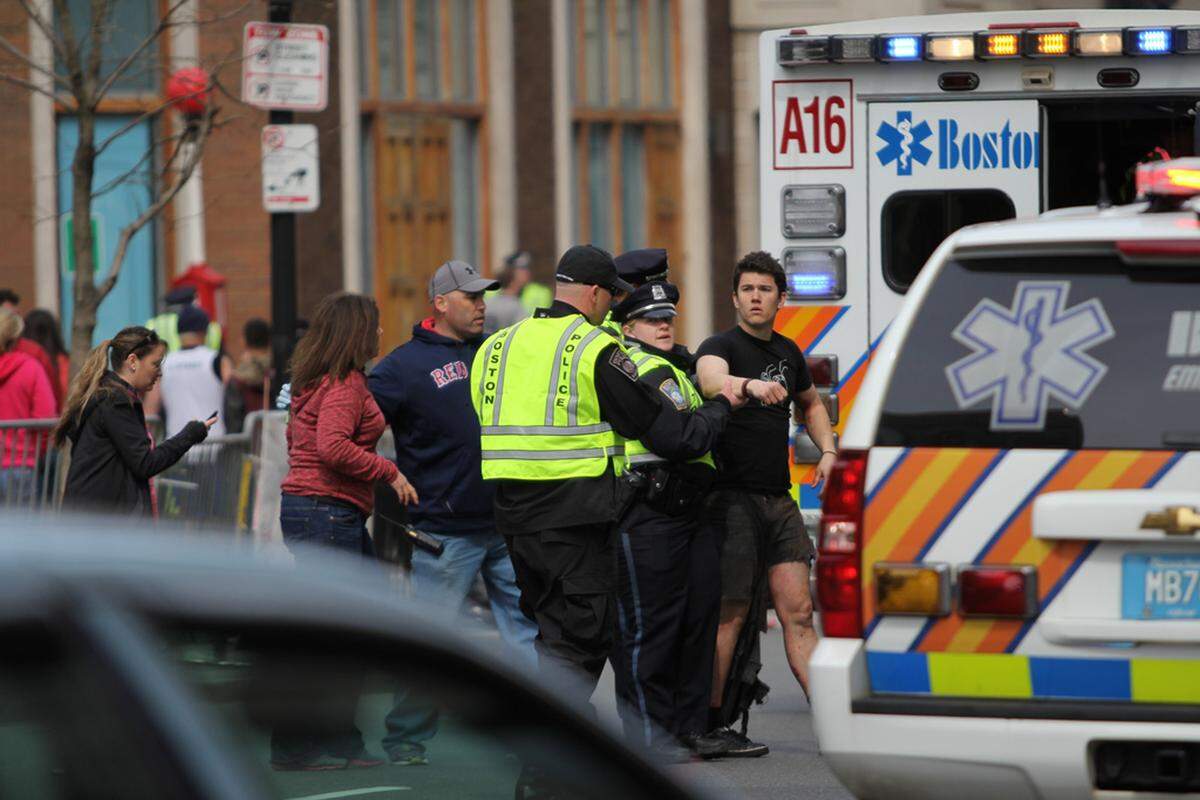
[704,489,815,602]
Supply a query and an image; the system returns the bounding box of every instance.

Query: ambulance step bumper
[810,639,1200,800]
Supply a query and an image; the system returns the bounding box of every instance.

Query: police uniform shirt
[492,300,732,536]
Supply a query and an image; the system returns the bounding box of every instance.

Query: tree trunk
[68,107,98,375]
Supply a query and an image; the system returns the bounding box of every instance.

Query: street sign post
[241,21,329,112]
[261,124,319,213]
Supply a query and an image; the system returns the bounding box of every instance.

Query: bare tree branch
[97,107,214,299]
[191,1,254,27]
[83,0,112,108]
[15,0,70,70]
[93,94,178,156]
[0,69,72,105]
[49,0,83,100]
[92,0,189,104]
[91,129,188,199]
[0,34,71,89]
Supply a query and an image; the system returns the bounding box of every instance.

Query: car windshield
[878,252,1200,450]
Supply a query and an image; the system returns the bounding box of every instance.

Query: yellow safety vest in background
[519,283,553,316]
[623,343,716,470]
[146,312,222,353]
[472,315,626,481]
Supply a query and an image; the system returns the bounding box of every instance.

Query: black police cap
[555,245,635,295]
[164,285,197,306]
[614,248,669,288]
[611,281,679,324]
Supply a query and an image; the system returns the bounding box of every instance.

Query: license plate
[1121,554,1200,620]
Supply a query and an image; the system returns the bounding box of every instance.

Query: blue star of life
[945,281,1115,431]
[876,110,932,176]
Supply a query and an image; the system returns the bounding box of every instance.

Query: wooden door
[376,114,454,350]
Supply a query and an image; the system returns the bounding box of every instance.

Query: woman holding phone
[53,326,214,516]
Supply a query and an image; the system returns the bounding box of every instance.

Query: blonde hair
[0,308,24,352]
[53,326,162,445]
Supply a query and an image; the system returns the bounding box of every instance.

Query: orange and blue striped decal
[774,305,846,354]
[863,448,1182,654]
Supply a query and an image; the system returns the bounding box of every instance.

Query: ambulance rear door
[867,100,1042,342]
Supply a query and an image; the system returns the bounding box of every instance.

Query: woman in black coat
[54,326,215,516]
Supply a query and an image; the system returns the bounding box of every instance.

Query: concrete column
[680,4,713,345]
[338,0,362,292]
[487,0,517,271]
[551,0,572,259]
[169,0,206,275]
[29,0,57,310]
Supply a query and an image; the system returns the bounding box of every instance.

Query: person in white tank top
[146,306,231,437]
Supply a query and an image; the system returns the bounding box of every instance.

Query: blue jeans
[274,493,373,762]
[0,467,36,507]
[383,529,538,754]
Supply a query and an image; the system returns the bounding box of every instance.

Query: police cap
[614,248,668,288]
[164,285,197,306]
[556,245,635,295]
[611,281,679,324]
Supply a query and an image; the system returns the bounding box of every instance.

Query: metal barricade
[0,419,68,513]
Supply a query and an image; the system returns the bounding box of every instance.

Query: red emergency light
[958,566,1037,618]
[817,450,868,638]
[1136,158,1200,199]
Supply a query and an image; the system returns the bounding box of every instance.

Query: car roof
[948,203,1200,250]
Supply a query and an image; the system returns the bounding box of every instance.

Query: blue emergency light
[783,248,846,301]
[878,35,922,62]
[1125,27,1172,55]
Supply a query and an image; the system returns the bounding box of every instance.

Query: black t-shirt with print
[696,325,812,495]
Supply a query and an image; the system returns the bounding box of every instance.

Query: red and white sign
[262,124,319,213]
[772,79,853,170]
[242,22,329,112]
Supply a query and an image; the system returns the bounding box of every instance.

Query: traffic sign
[242,22,329,112]
[261,124,319,213]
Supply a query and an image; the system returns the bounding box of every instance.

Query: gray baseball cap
[427,260,499,301]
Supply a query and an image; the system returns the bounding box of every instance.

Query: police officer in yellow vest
[609,281,736,762]
[146,286,222,353]
[471,245,744,710]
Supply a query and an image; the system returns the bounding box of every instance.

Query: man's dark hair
[244,317,271,348]
[0,289,19,307]
[732,251,786,296]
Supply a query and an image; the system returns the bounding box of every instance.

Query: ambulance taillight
[1135,158,1200,198]
[958,566,1038,618]
[817,450,868,637]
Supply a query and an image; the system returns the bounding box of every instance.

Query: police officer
[470,245,745,710]
[146,286,222,353]
[609,282,730,762]
[614,247,669,288]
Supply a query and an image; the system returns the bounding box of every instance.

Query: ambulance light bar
[782,247,846,300]
[925,33,974,61]
[777,25,1200,65]
[1135,158,1200,199]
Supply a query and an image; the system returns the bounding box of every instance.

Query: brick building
[1,0,1192,358]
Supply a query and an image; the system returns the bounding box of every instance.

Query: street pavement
[594,619,856,800]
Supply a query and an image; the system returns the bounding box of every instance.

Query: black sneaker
[708,727,769,758]
[678,732,730,760]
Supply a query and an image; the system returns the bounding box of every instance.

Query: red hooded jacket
[0,350,56,468]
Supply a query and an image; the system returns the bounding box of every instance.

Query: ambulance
[758,9,1200,524]
[809,152,1200,797]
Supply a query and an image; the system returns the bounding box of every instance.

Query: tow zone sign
[773,79,853,170]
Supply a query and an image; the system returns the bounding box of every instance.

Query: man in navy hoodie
[369,261,539,764]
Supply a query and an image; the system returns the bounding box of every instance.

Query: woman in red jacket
[0,309,55,504]
[273,291,418,771]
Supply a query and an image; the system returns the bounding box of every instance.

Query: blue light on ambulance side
[878,35,922,62]
[782,247,846,301]
[1124,27,1172,55]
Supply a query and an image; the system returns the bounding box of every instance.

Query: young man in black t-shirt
[695,251,837,756]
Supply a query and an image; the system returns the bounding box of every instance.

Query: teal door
[57,116,157,344]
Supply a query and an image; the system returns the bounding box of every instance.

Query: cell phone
[206,410,219,421]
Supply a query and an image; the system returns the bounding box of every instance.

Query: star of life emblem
[876,110,932,176]
[945,281,1114,430]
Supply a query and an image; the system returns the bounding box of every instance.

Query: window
[877,254,1200,450]
[570,1,679,255]
[360,1,487,349]
[882,190,1015,293]
[59,0,159,93]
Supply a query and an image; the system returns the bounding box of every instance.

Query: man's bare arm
[796,384,837,488]
[697,353,789,404]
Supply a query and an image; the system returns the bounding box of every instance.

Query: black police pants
[506,524,616,705]
[611,504,720,747]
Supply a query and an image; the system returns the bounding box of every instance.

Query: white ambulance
[758,10,1200,522]
[810,158,1200,795]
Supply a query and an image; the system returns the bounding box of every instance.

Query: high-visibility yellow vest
[146,312,222,353]
[600,311,624,343]
[519,283,553,316]
[472,315,627,480]
[623,343,716,470]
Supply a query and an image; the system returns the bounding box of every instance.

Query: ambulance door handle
[1033,490,1200,542]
